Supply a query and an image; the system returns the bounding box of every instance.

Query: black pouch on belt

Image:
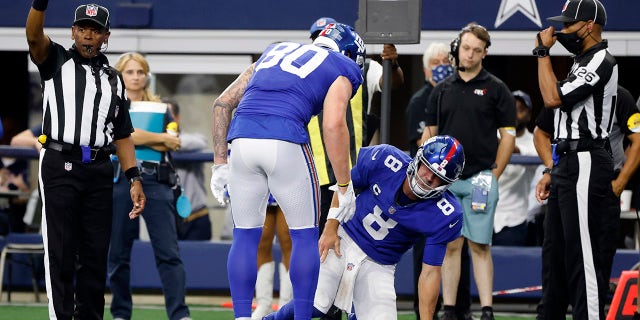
[157,162,177,186]
[555,140,570,154]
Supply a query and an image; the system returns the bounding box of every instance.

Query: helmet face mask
[406,135,465,199]
[408,164,448,199]
[312,23,366,68]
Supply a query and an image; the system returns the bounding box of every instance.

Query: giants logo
[318,23,336,38]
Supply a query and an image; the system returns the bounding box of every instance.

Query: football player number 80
[254,42,329,78]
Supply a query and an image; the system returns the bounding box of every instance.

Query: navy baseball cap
[547,0,606,26]
[309,17,337,37]
[74,4,110,30]
[512,90,532,110]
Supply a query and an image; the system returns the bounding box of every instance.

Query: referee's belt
[138,161,161,175]
[140,161,159,170]
[555,138,609,155]
[44,139,114,163]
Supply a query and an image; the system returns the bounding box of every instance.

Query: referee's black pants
[39,150,114,320]
[542,148,618,320]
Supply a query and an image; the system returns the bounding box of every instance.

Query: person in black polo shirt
[26,2,145,319]
[421,23,516,320]
[533,0,619,319]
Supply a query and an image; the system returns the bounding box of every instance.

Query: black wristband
[32,0,49,11]
[532,32,550,58]
[124,166,141,181]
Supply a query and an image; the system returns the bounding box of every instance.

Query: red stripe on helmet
[444,139,458,162]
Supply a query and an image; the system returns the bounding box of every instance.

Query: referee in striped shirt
[26,2,146,319]
[533,0,618,319]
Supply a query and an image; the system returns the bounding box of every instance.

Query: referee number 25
[254,42,328,78]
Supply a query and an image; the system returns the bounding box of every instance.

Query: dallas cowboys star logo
[495,0,542,28]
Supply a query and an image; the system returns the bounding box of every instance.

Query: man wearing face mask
[533,0,619,319]
[406,42,452,158]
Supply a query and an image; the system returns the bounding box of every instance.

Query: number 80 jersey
[343,144,463,266]
[227,41,363,145]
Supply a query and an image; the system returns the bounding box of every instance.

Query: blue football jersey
[343,145,463,266]
[227,42,363,144]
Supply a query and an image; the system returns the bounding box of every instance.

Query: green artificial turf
[0,304,541,320]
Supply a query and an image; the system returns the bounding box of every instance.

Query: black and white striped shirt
[554,40,618,141]
[36,42,133,148]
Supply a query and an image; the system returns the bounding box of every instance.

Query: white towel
[333,228,368,311]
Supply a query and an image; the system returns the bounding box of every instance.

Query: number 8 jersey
[343,144,463,266]
[227,41,363,144]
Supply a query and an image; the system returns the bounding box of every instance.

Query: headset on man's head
[449,23,491,71]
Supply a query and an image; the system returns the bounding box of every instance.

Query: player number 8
[437,198,454,216]
[363,205,398,240]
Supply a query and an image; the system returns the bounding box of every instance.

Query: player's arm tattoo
[212,63,255,162]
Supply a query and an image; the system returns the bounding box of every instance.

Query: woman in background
[108,52,191,320]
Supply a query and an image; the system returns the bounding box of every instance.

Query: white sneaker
[277,262,292,308]
[252,304,273,320]
[252,261,275,320]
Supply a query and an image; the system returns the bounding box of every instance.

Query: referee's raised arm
[26,0,51,64]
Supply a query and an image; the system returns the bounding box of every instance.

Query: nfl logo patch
[65,162,72,171]
[86,4,98,17]
[346,263,355,271]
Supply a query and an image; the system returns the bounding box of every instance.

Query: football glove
[210,164,229,205]
[328,183,356,223]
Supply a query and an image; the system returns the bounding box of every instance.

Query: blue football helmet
[407,135,465,199]
[313,23,366,68]
[309,17,337,36]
